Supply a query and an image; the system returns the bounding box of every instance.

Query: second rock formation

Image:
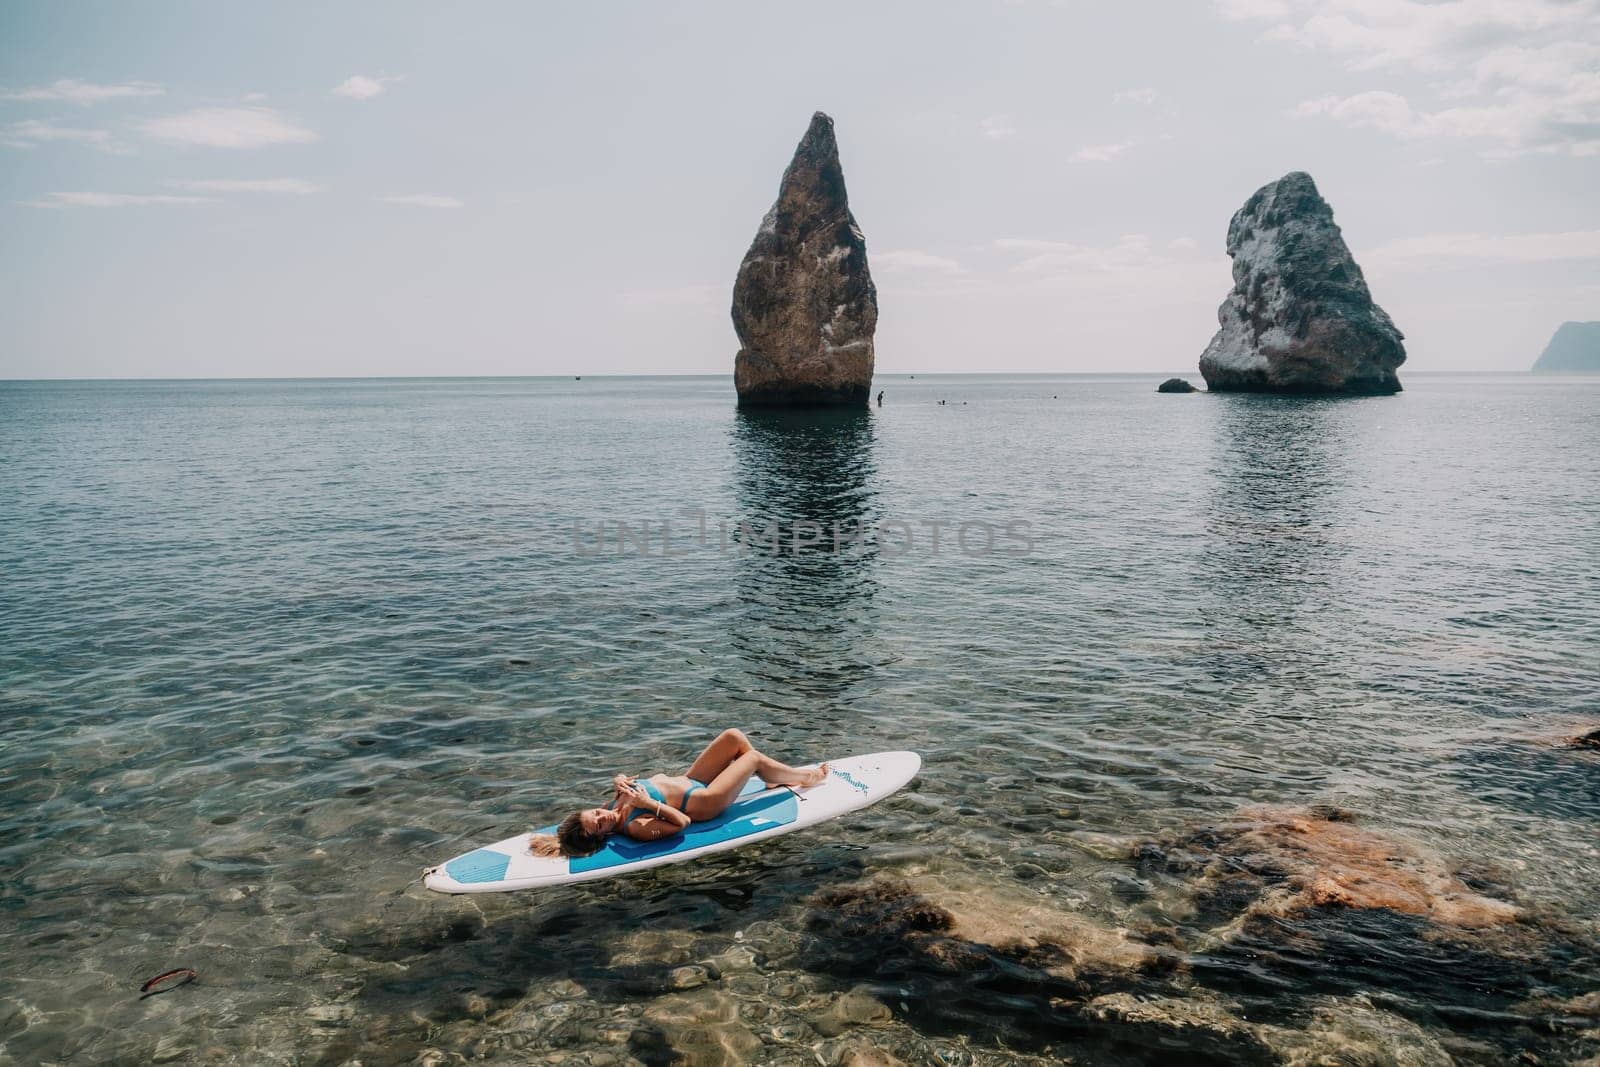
[1199,171,1405,395]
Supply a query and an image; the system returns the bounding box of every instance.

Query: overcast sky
[2,0,1597,378]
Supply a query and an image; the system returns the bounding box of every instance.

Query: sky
[1,0,1597,378]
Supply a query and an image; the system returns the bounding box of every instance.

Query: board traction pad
[444,848,512,884]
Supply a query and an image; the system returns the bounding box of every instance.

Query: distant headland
[1532,322,1600,373]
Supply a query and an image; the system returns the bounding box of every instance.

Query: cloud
[1293,81,1600,156]
[873,250,967,274]
[855,231,1227,307]
[990,232,1223,287]
[332,75,400,100]
[138,107,317,149]
[22,191,213,208]
[1368,228,1600,268]
[979,114,1018,140]
[378,194,464,208]
[1113,87,1159,105]
[868,232,1229,305]
[0,79,163,104]
[1225,0,1600,156]
[1,119,121,151]
[1294,90,1425,137]
[1254,0,1591,71]
[171,178,325,195]
[997,233,1162,273]
[1215,0,1292,17]
[619,283,725,309]
[1073,140,1134,162]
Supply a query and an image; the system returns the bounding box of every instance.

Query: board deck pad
[425,750,920,894]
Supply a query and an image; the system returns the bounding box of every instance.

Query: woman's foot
[755,756,829,789]
[797,763,828,788]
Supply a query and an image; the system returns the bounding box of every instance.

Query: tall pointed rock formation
[732,112,877,407]
[1200,171,1405,395]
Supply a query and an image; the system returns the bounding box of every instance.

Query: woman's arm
[610,774,636,807]
[621,784,690,840]
[625,815,686,841]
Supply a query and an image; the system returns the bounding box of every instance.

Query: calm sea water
[1,374,1597,1065]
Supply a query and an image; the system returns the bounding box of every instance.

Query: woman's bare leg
[685,747,827,821]
[685,728,753,784]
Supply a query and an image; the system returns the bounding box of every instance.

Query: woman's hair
[529,811,612,858]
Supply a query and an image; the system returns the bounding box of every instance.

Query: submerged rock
[733,112,877,407]
[1127,805,1600,1060]
[803,868,1600,1063]
[1532,321,1600,372]
[1135,806,1519,928]
[1199,172,1405,395]
[802,879,1229,1058]
[834,1041,909,1067]
[1079,991,1259,1048]
[1258,995,1455,1067]
[1158,377,1198,393]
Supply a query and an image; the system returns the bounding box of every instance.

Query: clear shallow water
[0,374,1597,1065]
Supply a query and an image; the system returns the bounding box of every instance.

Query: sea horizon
[0,368,1572,384]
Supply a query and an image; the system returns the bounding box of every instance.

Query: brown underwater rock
[918,881,1165,981]
[1138,806,1519,929]
[1257,995,1455,1067]
[809,877,1169,986]
[1077,991,1260,1051]
[1199,172,1405,395]
[805,878,1271,1062]
[1568,727,1600,750]
[733,112,877,407]
[805,871,1600,1063]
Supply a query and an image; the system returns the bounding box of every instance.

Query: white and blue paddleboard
[423,750,920,894]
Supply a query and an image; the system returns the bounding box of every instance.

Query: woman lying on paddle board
[531,729,827,858]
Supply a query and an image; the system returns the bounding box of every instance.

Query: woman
[531,729,827,858]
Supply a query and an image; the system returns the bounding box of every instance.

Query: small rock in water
[1567,727,1600,750]
[812,988,893,1037]
[1108,872,1151,902]
[836,1041,909,1067]
[704,944,758,974]
[1157,377,1197,393]
[304,1003,354,1025]
[666,964,710,990]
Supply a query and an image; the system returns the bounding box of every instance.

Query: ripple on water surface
[0,374,1597,1064]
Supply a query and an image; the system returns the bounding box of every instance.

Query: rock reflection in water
[726,408,885,708]
[1202,395,1350,649]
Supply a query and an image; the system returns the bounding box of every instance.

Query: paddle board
[423,750,920,894]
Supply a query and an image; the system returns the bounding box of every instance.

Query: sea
[1,373,1597,1065]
